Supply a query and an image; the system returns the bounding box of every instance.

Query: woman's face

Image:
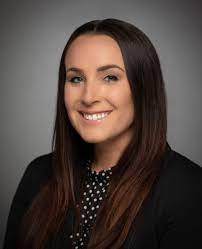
[64,34,135,144]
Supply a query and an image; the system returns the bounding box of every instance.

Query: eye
[104,75,119,82]
[67,76,83,84]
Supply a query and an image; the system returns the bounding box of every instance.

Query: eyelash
[66,75,119,84]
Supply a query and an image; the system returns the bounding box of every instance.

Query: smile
[79,111,112,124]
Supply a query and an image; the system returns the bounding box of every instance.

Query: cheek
[64,85,74,112]
[111,87,134,112]
[64,93,70,112]
[64,94,75,123]
[120,93,135,123]
[64,89,76,126]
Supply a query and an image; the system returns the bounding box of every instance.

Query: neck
[92,132,133,173]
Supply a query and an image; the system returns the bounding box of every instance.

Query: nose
[80,81,101,106]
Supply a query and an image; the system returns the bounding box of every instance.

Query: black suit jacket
[3,143,202,249]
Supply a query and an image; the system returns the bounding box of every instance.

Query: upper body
[3,142,202,249]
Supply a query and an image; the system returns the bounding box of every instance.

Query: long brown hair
[18,18,167,249]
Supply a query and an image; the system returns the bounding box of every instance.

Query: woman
[3,18,202,249]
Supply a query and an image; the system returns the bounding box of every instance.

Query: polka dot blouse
[69,159,113,248]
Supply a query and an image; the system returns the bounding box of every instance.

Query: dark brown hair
[18,18,167,249]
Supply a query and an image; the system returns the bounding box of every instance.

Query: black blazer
[3,143,202,249]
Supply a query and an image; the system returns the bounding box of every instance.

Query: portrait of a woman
[3,18,202,249]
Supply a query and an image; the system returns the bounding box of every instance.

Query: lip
[78,110,113,115]
[78,111,112,125]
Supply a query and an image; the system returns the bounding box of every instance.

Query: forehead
[64,34,125,68]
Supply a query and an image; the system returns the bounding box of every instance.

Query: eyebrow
[66,64,125,74]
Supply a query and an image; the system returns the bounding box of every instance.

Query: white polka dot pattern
[69,159,112,248]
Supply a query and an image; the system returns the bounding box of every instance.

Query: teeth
[83,112,110,121]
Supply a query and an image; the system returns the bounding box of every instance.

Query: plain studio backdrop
[0,0,202,247]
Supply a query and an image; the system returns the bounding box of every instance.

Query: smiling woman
[64,34,135,149]
[3,18,202,249]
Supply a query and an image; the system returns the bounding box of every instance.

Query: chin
[79,133,109,144]
[81,137,105,144]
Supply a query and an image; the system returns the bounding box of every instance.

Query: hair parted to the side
[18,18,167,249]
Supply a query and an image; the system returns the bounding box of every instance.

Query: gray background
[1,0,201,247]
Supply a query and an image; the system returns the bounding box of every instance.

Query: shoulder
[14,152,53,207]
[150,145,202,246]
[154,144,202,226]
[23,152,53,182]
[3,153,54,249]
[158,146,202,195]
